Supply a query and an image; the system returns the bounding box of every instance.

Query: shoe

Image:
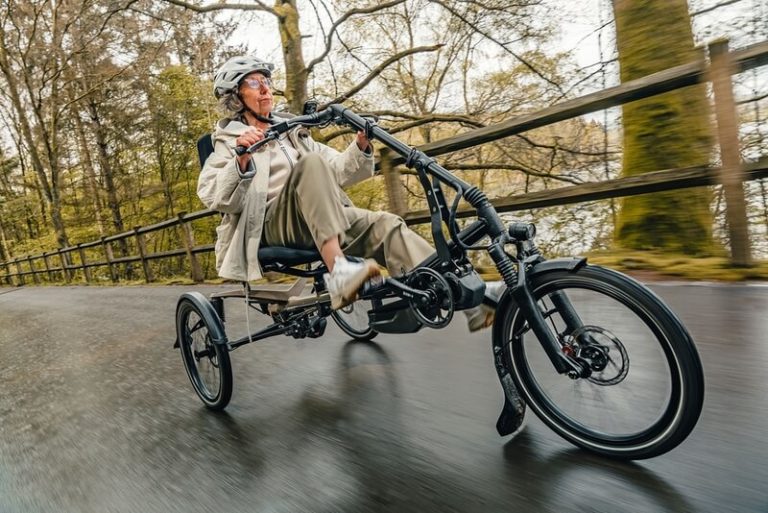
[464,281,505,332]
[324,256,381,310]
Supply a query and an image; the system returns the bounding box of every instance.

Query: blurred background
[0,0,766,282]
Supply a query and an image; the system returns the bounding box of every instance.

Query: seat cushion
[258,246,321,266]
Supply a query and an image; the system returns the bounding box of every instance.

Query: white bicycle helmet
[213,56,275,98]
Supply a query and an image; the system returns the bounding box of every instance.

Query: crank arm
[380,277,432,305]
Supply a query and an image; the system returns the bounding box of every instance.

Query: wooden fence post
[57,249,72,283]
[27,255,40,285]
[14,258,24,286]
[709,39,752,266]
[42,253,53,281]
[77,244,93,284]
[101,237,118,283]
[177,212,203,283]
[134,228,155,283]
[381,148,407,217]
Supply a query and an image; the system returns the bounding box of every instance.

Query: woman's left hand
[356,130,371,153]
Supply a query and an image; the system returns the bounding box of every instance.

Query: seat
[197,134,322,269]
[197,133,215,169]
[257,246,321,266]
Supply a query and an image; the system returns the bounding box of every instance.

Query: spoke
[188,319,205,334]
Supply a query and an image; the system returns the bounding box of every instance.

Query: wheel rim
[181,306,222,402]
[509,279,683,447]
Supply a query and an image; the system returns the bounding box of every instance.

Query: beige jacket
[197,115,375,282]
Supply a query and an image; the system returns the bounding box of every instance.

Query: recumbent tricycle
[175,104,704,460]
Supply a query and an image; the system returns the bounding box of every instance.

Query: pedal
[359,276,388,297]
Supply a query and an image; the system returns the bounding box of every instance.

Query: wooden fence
[2,38,767,286]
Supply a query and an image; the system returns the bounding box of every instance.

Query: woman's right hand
[235,127,265,171]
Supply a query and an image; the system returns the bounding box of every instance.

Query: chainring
[407,267,454,329]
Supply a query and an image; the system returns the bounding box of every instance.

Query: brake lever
[234,133,278,179]
[362,115,377,140]
[234,135,273,156]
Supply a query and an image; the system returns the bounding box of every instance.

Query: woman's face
[239,71,273,118]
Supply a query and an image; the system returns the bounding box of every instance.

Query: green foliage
[587,250,768,282]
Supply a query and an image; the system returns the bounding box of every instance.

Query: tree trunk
[0,219,10,262]
[73,110,107,235]
[275,0,308,114]
[87,100,126,235]
[612,0,714,254]
[0,29,70,249]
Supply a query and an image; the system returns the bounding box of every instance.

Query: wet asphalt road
[0,282,766,513]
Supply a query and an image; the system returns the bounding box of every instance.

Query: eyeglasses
[241,77,272,91]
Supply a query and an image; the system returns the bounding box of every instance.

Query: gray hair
[218,90,246,118]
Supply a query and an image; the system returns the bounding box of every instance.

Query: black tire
[176,293,233,410]
[494,265,704,460]
[331,298,378,342]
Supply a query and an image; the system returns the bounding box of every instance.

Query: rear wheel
[176,293,233,410]
[494,265,704,459]
[331,298,378,341]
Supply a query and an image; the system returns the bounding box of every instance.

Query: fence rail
[2,38,767,285]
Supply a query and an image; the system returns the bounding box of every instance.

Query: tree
[612,0,714,254]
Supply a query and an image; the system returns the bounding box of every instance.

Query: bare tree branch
[321,112,485,142]
[691,0,743,17]
[305,0,407,74]
[320,44,444,108]
[737,91,768,104]
[159,0,276,16]
[388,114,484,134]
[513,133,617,156]
[57,65,133,116]
[442,163,584,185]
[426,0,565,95]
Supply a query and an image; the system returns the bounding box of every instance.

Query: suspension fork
[548,291,584,334]
[488,242,583,376]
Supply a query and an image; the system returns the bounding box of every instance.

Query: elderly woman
[198,55,499,330]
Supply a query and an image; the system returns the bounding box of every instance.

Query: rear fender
[174,292,228,348]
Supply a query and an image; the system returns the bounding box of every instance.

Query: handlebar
[234,109,336,156]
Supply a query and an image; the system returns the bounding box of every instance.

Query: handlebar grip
[235,137,272,156]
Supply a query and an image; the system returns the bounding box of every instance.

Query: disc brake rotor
[570,325,629,385]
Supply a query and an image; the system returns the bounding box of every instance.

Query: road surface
[0,282,766,512]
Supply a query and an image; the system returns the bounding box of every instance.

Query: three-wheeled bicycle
[175,104,704,460]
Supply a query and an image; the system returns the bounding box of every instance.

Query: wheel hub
[569,325,629,386]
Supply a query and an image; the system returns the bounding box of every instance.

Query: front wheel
[176,293,233,410]
[494,265,704,459]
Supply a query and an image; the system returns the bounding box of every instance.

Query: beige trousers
[262,153,434,276]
